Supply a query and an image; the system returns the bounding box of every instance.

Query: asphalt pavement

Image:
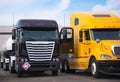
[0,68,120,82]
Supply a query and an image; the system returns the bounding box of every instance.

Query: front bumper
[98,60,120,73]
[18,61,60,72]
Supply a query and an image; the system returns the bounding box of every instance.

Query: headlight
[21,58,24,62]
[100,54,112,59]
[20,57,28,62]
[52,58,59,61]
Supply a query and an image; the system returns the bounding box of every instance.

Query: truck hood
[101,40,120,47]
[100,40,120,55]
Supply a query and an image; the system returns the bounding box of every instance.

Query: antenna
[64,13,65,27]
[12,12,15,26]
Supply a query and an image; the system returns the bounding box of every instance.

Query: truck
[12,19,60,77]
[0,37,15,73]
[59,12,120,78]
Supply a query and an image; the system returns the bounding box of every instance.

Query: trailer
[0,37,15,72]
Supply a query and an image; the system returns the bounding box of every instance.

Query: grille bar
[112,45,120,56]
[26,41,55,61]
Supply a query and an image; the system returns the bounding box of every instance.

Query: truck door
[59,28,74,59]
[79,30,90,56]
[84,30,91,56]
[78,30,84,57]
[78,30,90,68]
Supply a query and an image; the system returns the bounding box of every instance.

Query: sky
[0,0,120,26]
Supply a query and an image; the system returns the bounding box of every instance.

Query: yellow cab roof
[70,12,120,30]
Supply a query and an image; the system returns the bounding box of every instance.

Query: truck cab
[12,19,60,77]
[60,12,120,78]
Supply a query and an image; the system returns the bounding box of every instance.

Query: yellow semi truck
[59,12,120,78]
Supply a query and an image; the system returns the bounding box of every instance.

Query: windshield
[92,29,120,40]
[20,28,59,40]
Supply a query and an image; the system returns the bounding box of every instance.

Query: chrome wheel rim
[91,62,96,75]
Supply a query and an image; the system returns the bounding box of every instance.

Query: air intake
[26,41,55,61]
[92,14,111,17]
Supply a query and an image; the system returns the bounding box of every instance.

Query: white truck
[0,37,15,73]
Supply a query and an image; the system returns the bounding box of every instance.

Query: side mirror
[12,29,16,39]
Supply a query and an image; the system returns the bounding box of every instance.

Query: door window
[85,31,90,40]
[60,28,73,40]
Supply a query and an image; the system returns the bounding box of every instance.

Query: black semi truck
[12,19,60,77]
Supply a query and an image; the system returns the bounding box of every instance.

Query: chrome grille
[112,45,120,56]
[26,41,55,61]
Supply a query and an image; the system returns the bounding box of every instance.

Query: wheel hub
[91,62,96,75]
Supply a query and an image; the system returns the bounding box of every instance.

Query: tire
[65,61,75,73]
[64,60,70,73]
[3,62,8,71]
[60,60,75,73]
[52,70,58,76]
[60,61,65,72]
[9,60,15,73]
[0,62,3,68]
[17,71,23,77]
[90,58,100,78]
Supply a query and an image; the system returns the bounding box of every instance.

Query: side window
[61,29,67,40]
[74,18,79,25]
[85,31,90,40]
[66,29,73,39]
[60,28,73,40]
[79,30,83,42]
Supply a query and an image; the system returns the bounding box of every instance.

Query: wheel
[0,62,3,68]
[60,60,75,73]
[9,59,15,73]
[64,60,75,73]
[60,60,68,73]
[60,61,65,72]
[64,60,70,73]
[17,71,23,77]
[52,70,58,76]
[90,58,100,78]
[3,62,8,71]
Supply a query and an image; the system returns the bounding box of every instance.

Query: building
[0,26,13,51]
